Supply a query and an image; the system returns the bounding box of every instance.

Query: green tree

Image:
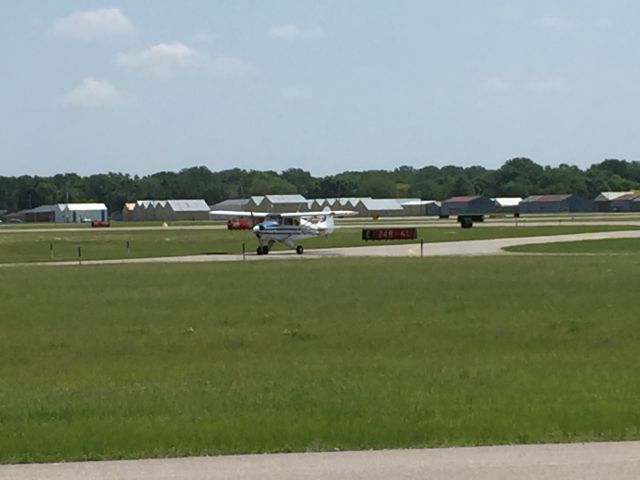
[281,168,319,197]
[495,158,544,196]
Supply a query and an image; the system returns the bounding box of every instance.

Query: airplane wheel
[256,246,263,255]
[296,245,304,255]
[263,245,269,254]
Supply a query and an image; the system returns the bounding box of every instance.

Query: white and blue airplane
[209,208,357,255]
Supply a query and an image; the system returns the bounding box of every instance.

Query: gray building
[123,199,209,221]
[355,198,405,217]
[163,199,210,220]
[493,197,522,215]
[519,194,594,213]
[210,198,250,211]
[400,200,441,216]
[441,196,495,216]
[24,204,56,222]
[262,194,308,212]
[55,203,108,223]
[609,193,640,212]
[593,191,635,212]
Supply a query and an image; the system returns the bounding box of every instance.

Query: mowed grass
[0,224,638,263]
[0,220,225,229]
[1,256,640,463]
[506,238,640,254]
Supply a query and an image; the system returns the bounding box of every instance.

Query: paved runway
[3,229,640,267]
[316,229,640,257]
[2,442,640,480]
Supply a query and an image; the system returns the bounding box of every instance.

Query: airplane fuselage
[252,219,328,242]
[209,208,352,255]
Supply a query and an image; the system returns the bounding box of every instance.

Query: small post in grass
[78,246,82,265]
[420,239,424,257]
[242,243,246,261]
[50,242,54,260]
[126,239,131,256]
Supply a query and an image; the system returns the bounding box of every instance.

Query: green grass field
[0,220,225,229]
[1,224,638,263]
[1,256,640,463]
[505,238,640,254]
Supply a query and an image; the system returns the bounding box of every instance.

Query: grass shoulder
[1,256,640,461]
[505,238,640,254]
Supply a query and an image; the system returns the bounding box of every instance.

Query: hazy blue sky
[2,1,639,176]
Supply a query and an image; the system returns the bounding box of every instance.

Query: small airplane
[209,207,357,255]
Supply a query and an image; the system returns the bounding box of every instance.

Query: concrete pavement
[2,228,640,267]
[2,442,640,480]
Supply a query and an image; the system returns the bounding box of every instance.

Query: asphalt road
[3,229,640,267]
[2,442,640,480]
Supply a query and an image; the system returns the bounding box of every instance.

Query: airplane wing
[209,210,271,218]
[280,210,358,218]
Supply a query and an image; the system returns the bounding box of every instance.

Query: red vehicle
[227,217,263,230]
[91,220,111,228]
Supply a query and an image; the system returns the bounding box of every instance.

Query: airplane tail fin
[318,207,335,235]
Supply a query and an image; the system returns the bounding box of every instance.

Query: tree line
[1,158,639,213]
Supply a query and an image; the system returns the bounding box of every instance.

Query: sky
[2,1,640,177]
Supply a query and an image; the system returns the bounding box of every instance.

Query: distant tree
[247,171,297,195]
[318,176,357,197]
[539,164,588,196]
[4,157,640,214]
[34,181,60,205]
[393,165,416,184]
[281,168,320,198]
[411,166,443,199]
[355,171,396,197]
[494,157,544,196]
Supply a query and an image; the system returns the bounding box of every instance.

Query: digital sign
[361,228,418,241]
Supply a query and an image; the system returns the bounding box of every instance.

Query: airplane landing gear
[296,245,304,255]
[257,245,269,255]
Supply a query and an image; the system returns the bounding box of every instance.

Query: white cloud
[53,8,133,39]
[483,77,511,93]
[533,15,576,31]
[524,79,568,93]
[267,24,326,39]
[61,78,119,107]
[117,42,254,77]
[117,42,200,73]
